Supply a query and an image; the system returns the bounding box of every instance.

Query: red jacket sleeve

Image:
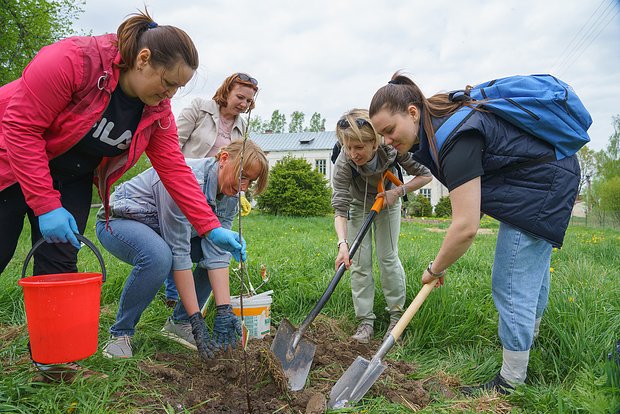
[145,116,221,236]
[3,40,83,215]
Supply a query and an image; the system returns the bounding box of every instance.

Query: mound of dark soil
[139,316,434,414]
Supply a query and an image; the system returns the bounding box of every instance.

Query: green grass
[1,211,619,413]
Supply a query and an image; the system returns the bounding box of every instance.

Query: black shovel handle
[21,234,107,283]
[295,170,403,336]
[294,210,377,340]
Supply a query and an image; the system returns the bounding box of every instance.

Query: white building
[250,131,448,206]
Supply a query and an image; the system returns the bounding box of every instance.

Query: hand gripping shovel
[328,281,436,409]
[271,170,403,391]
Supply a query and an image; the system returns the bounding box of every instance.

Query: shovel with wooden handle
[328,281,436,409]
[271,170,403,391]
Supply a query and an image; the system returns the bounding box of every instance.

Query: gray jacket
[331,144,431,218]
[97,158,239,270]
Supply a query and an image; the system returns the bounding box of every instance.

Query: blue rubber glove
[38,207,81,249]
[212,304,242,351]
[207,227,247,262]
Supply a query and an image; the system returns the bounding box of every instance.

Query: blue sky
[75,0,620,151]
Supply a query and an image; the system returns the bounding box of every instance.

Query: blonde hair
[335,108,382,154]
[215,139,269,194]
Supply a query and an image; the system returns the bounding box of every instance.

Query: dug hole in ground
[138,315,447,414]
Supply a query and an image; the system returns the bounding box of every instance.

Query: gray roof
[249,131,337,152]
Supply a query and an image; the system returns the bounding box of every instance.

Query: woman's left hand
[212,304,242,351]
[376,188,401,207]
[422,269,444,288]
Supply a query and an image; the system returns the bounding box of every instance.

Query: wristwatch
[426,261,446,277]
[337,239,348,248]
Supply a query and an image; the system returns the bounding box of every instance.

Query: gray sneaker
[160,317,196,350]
[102,335,132,358]
[351,323,374,344]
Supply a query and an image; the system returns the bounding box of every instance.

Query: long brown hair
[212,73,259,111]
[369,71,474,162]
[115,9,199,72]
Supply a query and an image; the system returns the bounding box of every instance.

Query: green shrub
[434,195,452,217]
[256,155,332,217]
[406,193,432,217]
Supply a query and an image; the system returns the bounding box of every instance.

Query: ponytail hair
[115,8,198,72]
[370,71,473,163]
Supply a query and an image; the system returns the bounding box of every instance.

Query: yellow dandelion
[549,267,555,273]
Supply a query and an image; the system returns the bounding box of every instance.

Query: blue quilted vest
[411,110,580,247]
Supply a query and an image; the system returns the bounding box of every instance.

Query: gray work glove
[212,304,242,351]
[189,312,216,361]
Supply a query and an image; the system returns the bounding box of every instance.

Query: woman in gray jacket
[332,108,432,343]
[96,139,269,361]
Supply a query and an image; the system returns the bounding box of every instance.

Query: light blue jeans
[96,220,214,336]
[492,222,552,352]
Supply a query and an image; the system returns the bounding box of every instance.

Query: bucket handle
[21,234,107,283]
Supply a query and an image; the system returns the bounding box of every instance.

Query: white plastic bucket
[231,292,272,339]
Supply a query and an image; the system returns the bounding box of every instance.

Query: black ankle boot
[460,373,515,396]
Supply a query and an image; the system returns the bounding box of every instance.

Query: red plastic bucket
[18,235,106,364]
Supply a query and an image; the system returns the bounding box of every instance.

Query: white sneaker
[102,335,132,358]
[351,323,374,344]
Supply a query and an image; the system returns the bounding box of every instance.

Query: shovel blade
[270,318,317,391]
[328,356,387,409]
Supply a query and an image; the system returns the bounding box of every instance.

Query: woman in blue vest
[369,72,580,394]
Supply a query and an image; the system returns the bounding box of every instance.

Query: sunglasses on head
[337,118,371,130]
[236,73,258,86]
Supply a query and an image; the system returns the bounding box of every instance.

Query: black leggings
[0,175,93,276]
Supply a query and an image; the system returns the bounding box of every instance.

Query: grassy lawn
[1,211,619,413]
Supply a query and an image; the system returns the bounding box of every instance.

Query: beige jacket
[177,98,246,158]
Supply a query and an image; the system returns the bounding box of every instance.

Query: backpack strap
[431,106,476,165]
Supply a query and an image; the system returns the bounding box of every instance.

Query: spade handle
[390,282,435,340]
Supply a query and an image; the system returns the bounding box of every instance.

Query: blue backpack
[436,74,592,161]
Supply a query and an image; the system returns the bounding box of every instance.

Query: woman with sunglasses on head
[369,72,580,394]
[332,108,432,344]
[0,8,247,377]
[162,72,259,307]
[97,139,269,360]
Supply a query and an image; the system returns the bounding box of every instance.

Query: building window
[420,188,431,201]
[315,159,326,175]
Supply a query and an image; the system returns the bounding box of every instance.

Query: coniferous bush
[406,193,432,217]
[434,196,452,217]
[256,155,332,217]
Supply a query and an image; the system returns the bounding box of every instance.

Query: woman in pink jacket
[0,9,246,277]
[0,9,246,377]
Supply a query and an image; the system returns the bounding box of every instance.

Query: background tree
[576,146,597,195]
[307,112,326,132]
[598,176,620,225]
[256,155,331,217]
[1,0,85,85]
[266,110,286,133]
[289,111,305,133]
[248,115,266,133]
